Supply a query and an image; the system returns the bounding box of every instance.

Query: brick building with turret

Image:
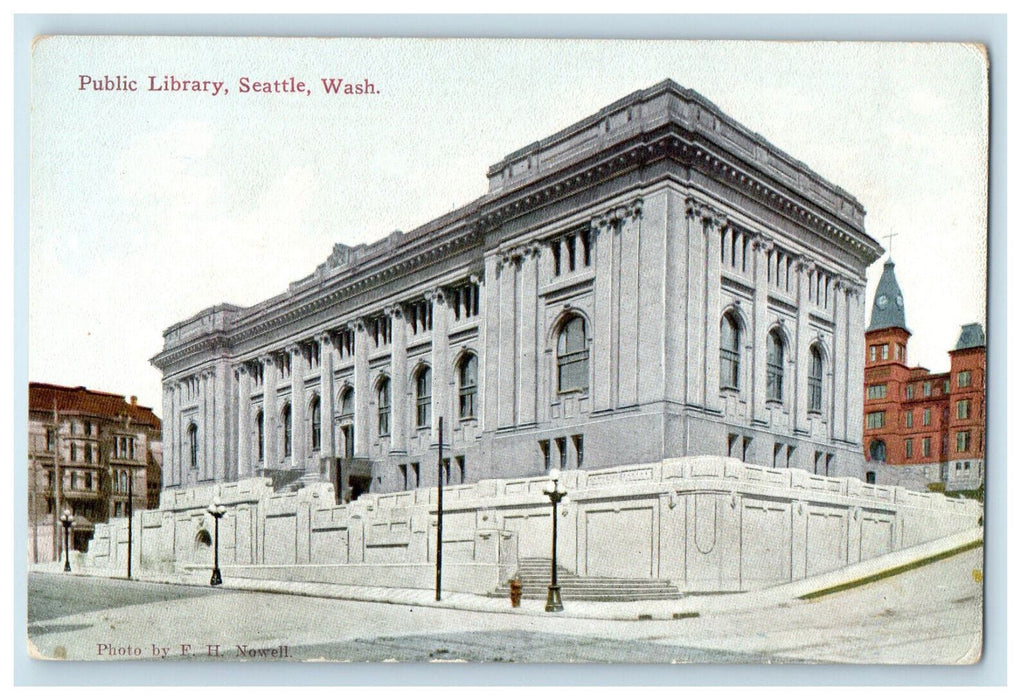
[863,260,985,490]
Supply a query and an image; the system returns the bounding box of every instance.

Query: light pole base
[210,568,222,586]
[544,585,563,612]
[63,560,71,573]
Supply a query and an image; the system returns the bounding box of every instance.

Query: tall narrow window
[255,410,264,461]
[282,404,292,457]
[341,387,354,421]
[458,354,478,419]
[415,366,432,428]
[720,314,741,390]
[187,424,198,468]
[310,396,321,451]
[767,331,785,402]
[808,346,823,413]
[377,379,391,437]
[557,316,589,393]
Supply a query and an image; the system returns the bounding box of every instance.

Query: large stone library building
[152,80,883,499]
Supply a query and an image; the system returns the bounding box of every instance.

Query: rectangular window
[555,437,567,470]
[923,382,931,397]
[742,437,752,463]
[882,344,889,360]
[922,437,931,457]
[906,385,914,399]
[866,411,886,429]
[411,462,420,488]
[957,370,971,388]
[905,410,913,428]
[943,379,950,394]
[85,473,92,490]
[456,455,466,484]
[923,408,931,426]
[869,346,877,362]
[727,433,738,458]
[85,444,93,463]
[70,443,77,462]
[957,399,971,420]
[905,439,913,458]
[867,384,887,400]
[956,431,970,452]
[572,434,584,468]
[399,464,408,490]
[45,428,55,451]
[540,441,550,472]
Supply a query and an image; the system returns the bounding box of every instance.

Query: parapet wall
[85,456,981,594]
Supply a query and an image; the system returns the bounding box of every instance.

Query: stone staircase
[490,557,683,602]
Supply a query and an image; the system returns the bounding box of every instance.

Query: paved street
[26,547,982,664]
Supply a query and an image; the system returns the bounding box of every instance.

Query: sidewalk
[29,526,982,621]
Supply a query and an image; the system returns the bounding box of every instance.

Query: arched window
[808,346,824,413]
[377,378,391,437]
[458,354,478,419]
[119,470,128,493]
[340,386,354,420]
[415,366,432,429]
[310,396,321,451]
[767,330,785,402]
[720,314,741,390]
[255,410,264,461]
[556,316,588,393]
[187,423,198,468]
[282,404,292,457]
[869,439,886,462]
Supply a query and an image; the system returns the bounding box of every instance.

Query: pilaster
[683,198,707,408]
[388,305,408,452]
[236,364,252,478]
[831,280,847,442]
[319,333,335,461]
[794,256,814,433]
[751,235,773,424]
[262,355,277,468]
[352,320,370,457]
[289,345,304,469]
[497,248,519,429]
[429,288,450,432]
[518,244,540,426]
[590,215,613,412]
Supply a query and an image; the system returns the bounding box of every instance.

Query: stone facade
[152,80,882,498]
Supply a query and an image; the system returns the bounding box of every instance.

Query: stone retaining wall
[85,456,982,593]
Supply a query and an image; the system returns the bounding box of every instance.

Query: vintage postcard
[26,36,988,666]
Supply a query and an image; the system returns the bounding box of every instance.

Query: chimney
[130,396,137,406]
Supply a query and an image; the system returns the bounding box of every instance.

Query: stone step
[494,558,684,602]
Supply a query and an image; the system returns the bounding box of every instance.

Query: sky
[28,37,989,416]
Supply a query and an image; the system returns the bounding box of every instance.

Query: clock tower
[866,258,910,367]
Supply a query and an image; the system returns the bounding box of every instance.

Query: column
[289,345,304,469]
[173,382,182,485]
[262,355,277,469]
[429,288,450,432]
[388,305,408,453]
[518,244,539,426]
[353,320,370,457]
[663,194,686,406]
[794,257,814,433]
[831,280,847,441]
[482,255,500,433]
[213,362,228,481]
[619,204,641,408]
[497,249,518,429]
[201,371,211,481]
[703,212,725,409]
[683,198,707,408]
[236,364,252,478]
[751,236,773,425]
[590,216,613,412]
[845,282,866,444]
[319,333,335,462]
[163,384,176,487]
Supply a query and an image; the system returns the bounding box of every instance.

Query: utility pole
[51,399,62,563]
[435,416,443,602]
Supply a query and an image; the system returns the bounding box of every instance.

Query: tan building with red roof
[28,382,162,563]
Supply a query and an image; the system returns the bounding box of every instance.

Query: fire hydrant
[509,577,522,608]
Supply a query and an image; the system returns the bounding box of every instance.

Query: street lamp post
[543,469,567,612]
[207,498,227,586]
[59,509,73,572]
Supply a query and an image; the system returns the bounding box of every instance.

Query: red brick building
[28,383,162,561]
[863,260,985,490]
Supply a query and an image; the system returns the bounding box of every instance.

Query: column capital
[384,303,405,319]
[286,342,303,356]
[592,197,645,235]
[684,195,725,226]
[752,233,775,253]
[796,255,817,274]
[316,331,334,346]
